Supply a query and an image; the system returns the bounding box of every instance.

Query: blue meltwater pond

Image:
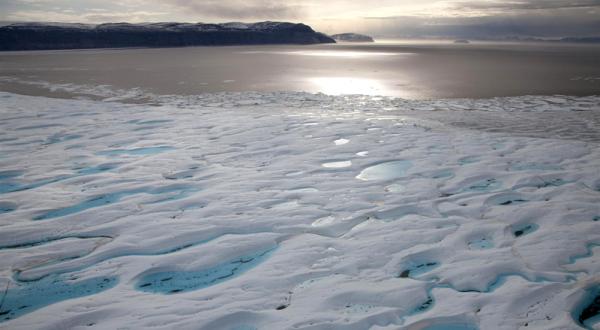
[136,246,276,294]
[0,275,118,323]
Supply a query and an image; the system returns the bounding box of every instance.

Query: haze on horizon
[1,0,600,39]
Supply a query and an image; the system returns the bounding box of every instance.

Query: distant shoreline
[371,38,600,45]
[0,21,335,51]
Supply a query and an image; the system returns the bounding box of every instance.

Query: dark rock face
[0,21,335,51]
[331,33,374,42]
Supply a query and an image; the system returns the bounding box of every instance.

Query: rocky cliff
[0,21,336,51]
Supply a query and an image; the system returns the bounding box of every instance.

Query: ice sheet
[0,90,599,329]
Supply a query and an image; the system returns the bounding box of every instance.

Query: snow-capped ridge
[0,21,335,51]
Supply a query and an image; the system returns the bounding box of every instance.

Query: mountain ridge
[0,21,336,51]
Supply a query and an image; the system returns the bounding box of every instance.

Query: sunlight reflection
[286,50,404,58]
[240,50,408,58]
[308,77,389,95]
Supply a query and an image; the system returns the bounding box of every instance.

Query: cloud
[353,11,600,39]
[5,9,165,23]
[345,0,600,38]
[83,11,165,22]
[1,0,599,38]
[450,0,600,12]
[163,0,304,19]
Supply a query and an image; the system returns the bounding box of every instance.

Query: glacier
[0,89,599,329]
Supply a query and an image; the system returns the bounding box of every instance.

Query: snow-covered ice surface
[0,89,599,329]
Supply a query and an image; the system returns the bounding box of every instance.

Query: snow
[0,89,599,329]
[3,21,307,33]
[4,22,95,29]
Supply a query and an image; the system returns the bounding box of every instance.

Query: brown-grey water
[1,40,599,100]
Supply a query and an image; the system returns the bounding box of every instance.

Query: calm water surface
[1,40,599,99]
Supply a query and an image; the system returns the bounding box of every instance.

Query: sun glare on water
[285,50,405,58]
[239,50,410,58]
[308,77,389,95]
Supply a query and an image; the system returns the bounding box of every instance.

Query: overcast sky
[1,0,599,38]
